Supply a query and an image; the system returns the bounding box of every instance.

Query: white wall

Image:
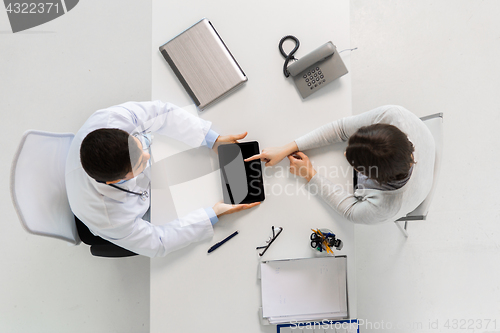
[352,0,500,332]
[0,1,151,332]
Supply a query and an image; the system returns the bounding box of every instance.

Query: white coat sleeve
[95,208,214,258]
[108,100,212,148]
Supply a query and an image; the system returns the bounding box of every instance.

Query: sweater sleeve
[295,105,405,151]
[306,173,401,224]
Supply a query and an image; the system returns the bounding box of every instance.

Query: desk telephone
[279,35,349,98]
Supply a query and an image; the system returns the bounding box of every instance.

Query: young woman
[246,105,435,224]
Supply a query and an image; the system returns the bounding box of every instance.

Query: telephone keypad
[304,66,326,90]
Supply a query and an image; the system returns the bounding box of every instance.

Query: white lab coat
[65,101,215,257]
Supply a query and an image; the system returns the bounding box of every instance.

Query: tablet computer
[218,142,265,204]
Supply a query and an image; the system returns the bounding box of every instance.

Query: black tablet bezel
[218,141,265,204]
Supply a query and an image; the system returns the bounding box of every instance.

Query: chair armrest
[395,215,427,222]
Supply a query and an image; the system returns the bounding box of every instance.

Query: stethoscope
[107,183,149,201]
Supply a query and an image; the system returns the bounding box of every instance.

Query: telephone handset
[279,35,348,98]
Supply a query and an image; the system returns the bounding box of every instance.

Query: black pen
[208,230,239,253]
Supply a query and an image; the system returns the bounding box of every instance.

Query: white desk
[150,1,354,332]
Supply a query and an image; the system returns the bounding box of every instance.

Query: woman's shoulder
[372,105,417,120]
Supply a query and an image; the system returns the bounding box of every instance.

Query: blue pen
[208,230,239,253]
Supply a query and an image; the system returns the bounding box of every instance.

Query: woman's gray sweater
[294,105,435,224]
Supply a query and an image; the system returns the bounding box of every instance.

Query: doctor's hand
[245,141,299,167]
[212,201,261,217]
[212,132,248,153]
[288,152,317,182]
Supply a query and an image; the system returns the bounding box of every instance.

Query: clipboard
[277,319,359,333]
[259,256,348,325]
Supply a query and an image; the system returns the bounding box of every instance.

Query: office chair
[394,113,444,237]
[10,130,137,257]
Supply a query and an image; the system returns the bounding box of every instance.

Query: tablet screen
[218,142,265,204]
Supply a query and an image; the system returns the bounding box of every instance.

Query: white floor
[1,1,499,332]
[0,1,152,332]
[352,0,500,332]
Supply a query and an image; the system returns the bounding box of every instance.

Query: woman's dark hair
[345,124,415,184]
[80,128,143,182]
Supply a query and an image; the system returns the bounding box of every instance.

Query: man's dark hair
[80,128,143,182]
[345,124,415,184]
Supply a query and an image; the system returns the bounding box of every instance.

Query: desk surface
[150,1,354,332]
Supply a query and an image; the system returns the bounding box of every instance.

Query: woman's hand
[288,152,317,182]
[245,141,298,166]
[212,201,261,217]
[212,132,247,153]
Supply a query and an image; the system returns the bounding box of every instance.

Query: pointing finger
[244,154,262,162]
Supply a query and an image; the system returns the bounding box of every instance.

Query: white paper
[261,257,347,319]
[268,313,345,325]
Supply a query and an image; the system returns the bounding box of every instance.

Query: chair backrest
[10,130,80,244]
[407,113,444,218]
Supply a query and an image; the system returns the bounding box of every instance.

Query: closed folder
[159,18,247,110]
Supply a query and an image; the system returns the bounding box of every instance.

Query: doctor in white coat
[65,100,259,257]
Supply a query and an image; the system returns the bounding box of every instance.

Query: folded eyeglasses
[256,226,283,256]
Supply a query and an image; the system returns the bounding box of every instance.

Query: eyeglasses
[133,132,152,152]
[256,226,283,257]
